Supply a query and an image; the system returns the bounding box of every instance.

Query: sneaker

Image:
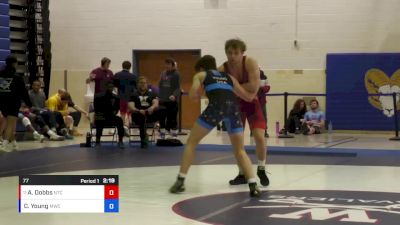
[257,167,270,186]
[49,134,65,141]
[141,135,149,148]
[117,142,125,149]
[140,140,148,149]
[94,142,101,149]
[0,141,12,153]
[60,128,67,136]
[221,123,227,131]
[123,126,130,137]
[11,140,18,151]
[33,132,45,143]
[60,128,73,140]
[294,129,301,135]
[171,130,178,139]
[169,179,185,194]
[249,182,262,197]
[229,174,247,185]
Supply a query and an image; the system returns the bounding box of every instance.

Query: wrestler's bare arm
[189,72,206,100]
[241,57,260,94]
[231,75,256,102]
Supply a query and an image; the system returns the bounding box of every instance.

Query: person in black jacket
[285,99,307,134]
[0,56,32,152]
[113,61,137,130]
[93,82,124,149]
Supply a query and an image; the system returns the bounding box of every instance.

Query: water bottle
[328,121,333,134]
[275,121,280,135]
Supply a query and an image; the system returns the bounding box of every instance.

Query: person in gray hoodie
[158,58,181,138]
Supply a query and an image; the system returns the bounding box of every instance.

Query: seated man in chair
[94,82,125,149]
[128,76,165,149]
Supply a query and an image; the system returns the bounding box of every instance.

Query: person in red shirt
[86,57,114,94]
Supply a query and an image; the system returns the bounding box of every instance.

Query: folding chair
[128,119,159,144]
[88,102,118,146]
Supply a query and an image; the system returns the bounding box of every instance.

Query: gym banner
[326,53,400,130]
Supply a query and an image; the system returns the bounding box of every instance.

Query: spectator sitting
[285,99,307,134]
[94,82,125,149]
[17,108,45,142]
[129,76,166,149]
[158,58,181,138]
[113,61,137,132]
[28,80,64,140]
[302,99,325,135]
[46,90,89,136]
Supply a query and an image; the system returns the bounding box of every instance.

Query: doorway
[133,49,201,129]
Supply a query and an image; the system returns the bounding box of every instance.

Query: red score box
[104,185,119,199]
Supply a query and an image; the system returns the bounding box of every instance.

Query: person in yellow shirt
[46,90,89,136]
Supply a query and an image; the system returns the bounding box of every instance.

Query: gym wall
[48,0,400,130]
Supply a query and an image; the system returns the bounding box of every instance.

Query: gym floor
[1,128,399,225]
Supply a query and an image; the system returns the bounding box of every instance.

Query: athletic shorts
[239,98,266,130]
[197,100,243,134]
[0,99,20,117]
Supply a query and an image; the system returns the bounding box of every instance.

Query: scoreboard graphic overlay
[18,175,119,213]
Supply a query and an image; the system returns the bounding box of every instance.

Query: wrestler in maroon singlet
[220,38,270,187]
[224,56,266,130]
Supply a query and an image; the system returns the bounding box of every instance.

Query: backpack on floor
[156,138,183,146]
